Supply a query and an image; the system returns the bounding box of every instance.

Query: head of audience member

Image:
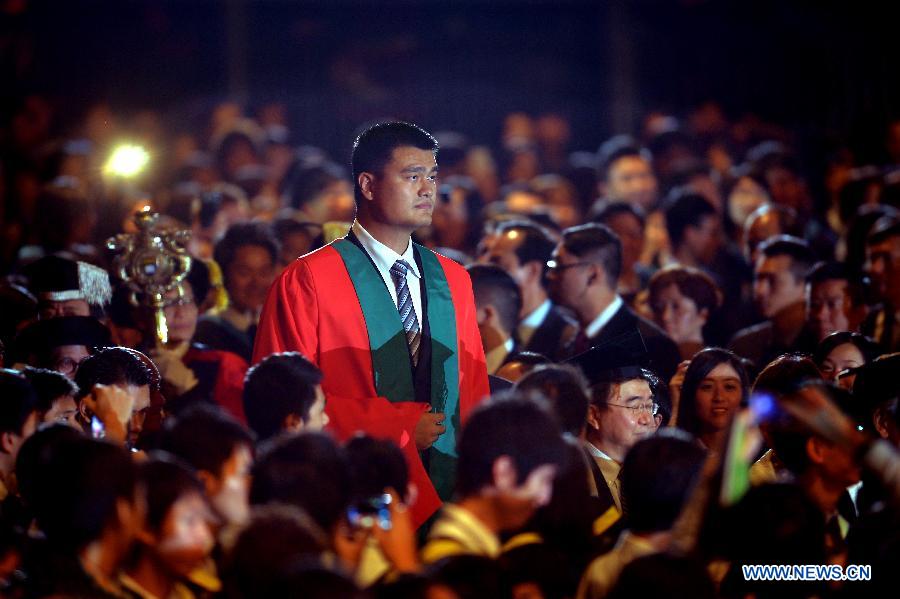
[22,366,79,428]
[753,235,816,320]
[24,255,111,320]
[854,353,900,445]
[725,172,771,234]
[590,201,646,288]
[677,348,750,450]
[865,215,900,307]
[531,173,582,229]
[429,175,484,253]
[271,216,322,266]
[467,264,522,356]
[213,128,262,183]
[754,147,813,215]
[14,316,111,379]
[606,553,716,599]
[282,160,353,224]
[742,203,802,265]
[664,190,722,266]
[813,331,880,390]
[159,405,255,528]
[345,434,411,514]
[586,367,660,463]
[128,456,215,587]
[213,222,279,316]
[751,353,822,399]
[596,136,658,212]
[477,220,555,318]
[515,363,590,437]
[351,121,439,234]
[251,432,351,549]
[547,223,621,324]
[0,370,39,482]
[74,347,153,446]
[805,261,868,342]
[647,266,722,347]
[455,393,568,533]
[425,555,505,599]
[152,261,212,346]
[495,351,551,383]
[32,180,97,253]
[243,352,327,441]
[620,429,705,539]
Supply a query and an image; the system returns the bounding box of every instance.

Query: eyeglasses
[605,402,659,417]
[163,295,196,308]
[546,259,592,271]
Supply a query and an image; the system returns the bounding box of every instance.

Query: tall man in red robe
[253,122,490,526]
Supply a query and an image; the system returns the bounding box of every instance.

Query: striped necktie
[390,259,421,366]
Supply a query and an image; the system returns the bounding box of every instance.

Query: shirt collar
[352,220,421,279]
[584,295,624,339]
[520,299,552,329]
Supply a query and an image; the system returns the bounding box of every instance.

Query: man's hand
[82,384,134,444]
[415,411,446,450]
[371,488,419,573]
[668,360,690,427]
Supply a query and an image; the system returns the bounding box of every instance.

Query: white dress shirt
[517,298,552,347]
[584,295,624,340]
[352,220,423,325]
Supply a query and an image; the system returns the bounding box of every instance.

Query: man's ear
[0,431,15,455]
[283,413,305,433]
[523,260,543,285]
[195,469,221,499]
[806,436,827,466]
[873,406,892,440]
[586,404,603,431]
[492,455,518,492]
[476,305,494,326]
[358,172,376,202]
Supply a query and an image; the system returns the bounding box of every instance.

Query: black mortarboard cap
[13,316,111,360]
[852,352,900,416]
[565,329,651,385]
[24,255,112,306]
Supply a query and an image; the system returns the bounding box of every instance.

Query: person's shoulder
[278,243,342,277]
[730,320,772,344]
[424,246,472,287]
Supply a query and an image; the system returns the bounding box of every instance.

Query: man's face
[126,384,152,446]
[478,230,536,298]
[162,284,199,345]
[226,245,277,314]
[4,411,38,466]
[208,443,252,527]
[48,345,91,379]
[806,279,853,341]
[303,385,329,432]
[496,462,558,531]
[546,244,594,312]
[753,255,805,318]
[39,299,90,319]
[866,235,900,306]
[362,146,438,231]
[153,492,215,578]
[604,156,658,212]
[684,214,722,265]
[590,379,656,460]
[43,393,79,428]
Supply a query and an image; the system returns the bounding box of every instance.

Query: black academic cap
[852,352,900,416]
[13,316,111,360]
[566,329,652,385]
[23,255,111,306]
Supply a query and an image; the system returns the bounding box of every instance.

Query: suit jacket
[521,303,579,361]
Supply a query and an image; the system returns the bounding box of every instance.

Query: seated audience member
[74,347,153,448]
[0,371,39,502]
[577,430,706,599]
[647,266,722,359]
[742,203,801,266]
[591,201,653,304]
[22,366,79,427]
[729,235,817,368]
[159,405,255,529]
[548,223,679,381]
[515,363,590,438]
[862,216,900,352]
[195,222,280,362]
[271,215,322,267]
[596,136,658,216]
[494,350,550,383]
[663,191,721,271]
[122,456,217,598]
[281,159,353,225]
[477,220,578,360]
[243,351,328,441]
[675,348,750,451]
[805,261,869,342]
[813,331,880,390]
[13,315,111,379]
[428,175,484,255]
[25,437,140,598]
[468,264,522,375]
[23,254,112,319]
[146,260,248,423]
[421,393,567,563]
[605,553,716,599]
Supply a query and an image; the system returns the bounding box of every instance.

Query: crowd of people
[0,97,898,599]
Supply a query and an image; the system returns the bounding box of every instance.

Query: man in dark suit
[547,223,679,382]
[478,220,578,361]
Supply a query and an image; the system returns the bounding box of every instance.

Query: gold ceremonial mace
[107,207,192,345]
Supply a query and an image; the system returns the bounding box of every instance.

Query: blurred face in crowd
[753,255,805,318]
[693,362,743,434]
[604,155,658,212]
[205,443,252,527]
[359,146,438,232]
[49,345,91,379]
[39,299,90,319]
[1,411,38,468]
[494,457,558,531]
[683,214,722,265]
[603,212,643,275]
[652,284,708,344]
[588,379,656,462]
[289,385,328,432]
[225,244,277,314]
[547,244,599,315]
[478,230,538,308]
[866,233,900,306]
[819,342,865,386]
[431,184,470,249]
[43,393,79,428]
[729,177,769,229]
[163,283,199,345]
[127,384,152,447]
[141,492,215,578]
[806,279,855,341]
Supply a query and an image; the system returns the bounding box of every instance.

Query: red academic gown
[253,241,490,526]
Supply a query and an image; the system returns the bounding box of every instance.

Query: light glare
[105,144,149,177]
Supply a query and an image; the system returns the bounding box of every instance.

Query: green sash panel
[333,239,460,500]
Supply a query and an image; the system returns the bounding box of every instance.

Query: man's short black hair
[467,264,523,335]
[22,366,78,415]
[73,346,152,401]
[515,364,590,437]
[455,393,567,499]
[250,432,351,533]
[0,369,38,436]
[757,235,816,281]
[663,190,718,248]
[159,404,255,477]
[561,223,622,285]
[351,121,438,205]
[494,220,557,268]
[596,135,651,182]
[138,453,206,532]
[620,429,705,533]
[213,221,280,274]
[590,199,647,229]
[243,352,323,441]
[805,261,867,307]
[866,215,900,245]
[345,434,409,503]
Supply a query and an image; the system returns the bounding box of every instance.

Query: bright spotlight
[105,144,150,178]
